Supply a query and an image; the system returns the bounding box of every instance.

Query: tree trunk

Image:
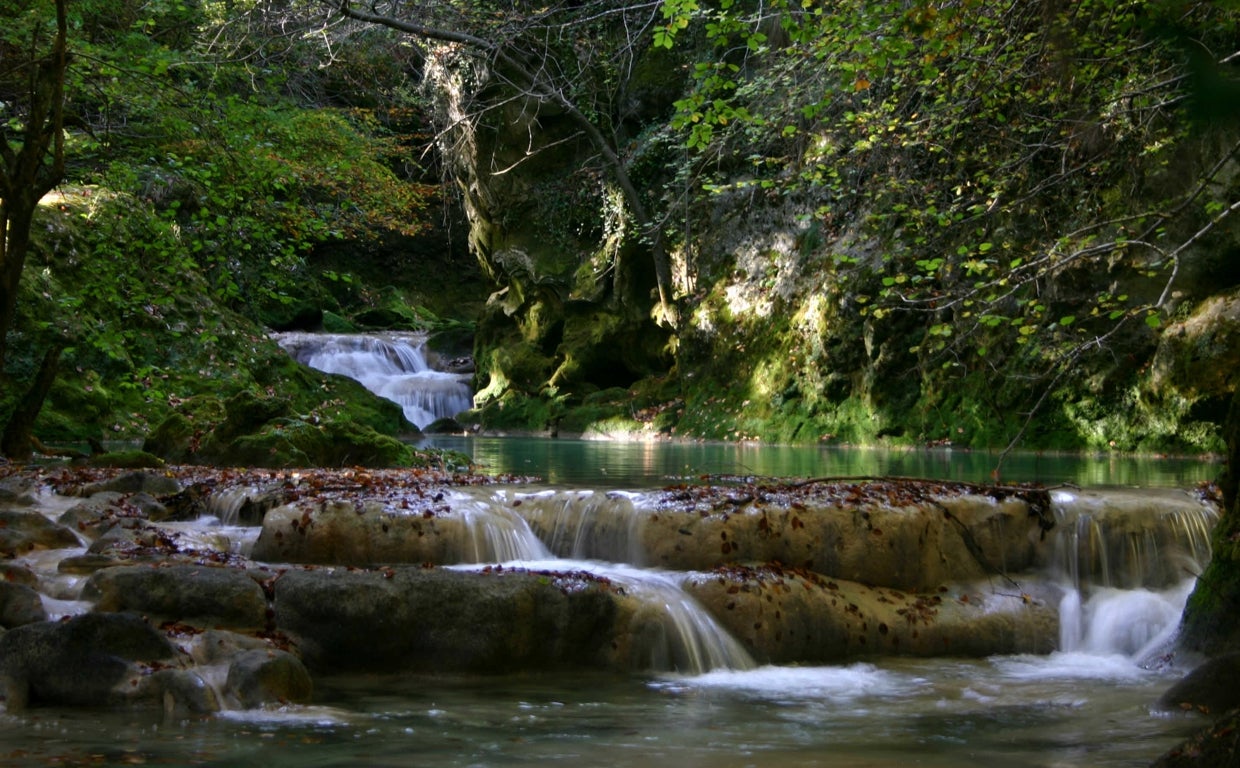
[0,197,38,368]
[0,344,62,461]
[0,0,68,369]
[1178,385,1240,655]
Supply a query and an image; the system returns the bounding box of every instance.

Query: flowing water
[0,336,1221,766]
[273,332,473,430]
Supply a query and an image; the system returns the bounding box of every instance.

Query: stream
[0,333,1224,766]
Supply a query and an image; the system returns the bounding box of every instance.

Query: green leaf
[1145,314,1162,329]
[1059,315,1075,327]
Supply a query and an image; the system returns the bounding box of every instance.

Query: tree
[333,0,680,327]
[0,0,69,459]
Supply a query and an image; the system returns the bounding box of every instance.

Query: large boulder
[271,565,621,673]
[83,564,269,630]
[1156,654,1240,715]
[0,581,48,628]
[0,612,178,710]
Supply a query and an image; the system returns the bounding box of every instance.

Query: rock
[0,563,39,587]
[88,450,166,469]
[1150,289,1240,402]
[57,553,129,574]
[0,474,38,506]
[1156,653,1240,715]
[424,417,464,434]
[57,493,130,540]
[126,491,171,521]
[253,498,500,565]
[516,486,1046,592]
[74,470,181,498]
[271,566,620,673]
[683,566,1059,663]
[144,412,197,464]
[190,629,276,664]
[0,509,82,556]
[0,582,48,628]
[1152,709,1240,767]
[83,564,269,630]
[0,612,178,710]
[148,668,220,714]
[225,649,313,708]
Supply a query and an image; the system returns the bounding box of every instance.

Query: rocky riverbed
[0,461,1228,752]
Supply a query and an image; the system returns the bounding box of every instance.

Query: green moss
[87,449,165,469]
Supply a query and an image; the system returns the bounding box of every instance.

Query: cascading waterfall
[1046,488,1218,658]
[274,332,472,430]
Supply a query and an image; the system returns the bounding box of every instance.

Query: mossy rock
[144,412,195,464]
[321,311,356,333]
[87,450,165,469]
[224,419,413,468]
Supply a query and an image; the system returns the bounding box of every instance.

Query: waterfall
[274,332,472,430]
[1046,487,1217,592]
[1047,488,1217,659]
[465,558,756,676]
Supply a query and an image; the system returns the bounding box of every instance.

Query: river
[0,439,1221,768]
[0,335,1220,766]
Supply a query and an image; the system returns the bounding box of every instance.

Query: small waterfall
[618,566,757,675]
[1046,488,1217,591]
[274,332,473,430]
[482,559,756,676]
[1047,488,1218,660]
[451,494,554,563]
[508,489,649,564]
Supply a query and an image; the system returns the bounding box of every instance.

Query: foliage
[652,0,1240,452]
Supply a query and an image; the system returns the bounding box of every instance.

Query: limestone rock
[252,497,525,565]
[272,565,620,673]
[516,486,1046,592]
[683,565,1059,663]
[83,564,269,630]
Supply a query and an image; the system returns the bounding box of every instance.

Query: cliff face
[426,1,1240,452]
